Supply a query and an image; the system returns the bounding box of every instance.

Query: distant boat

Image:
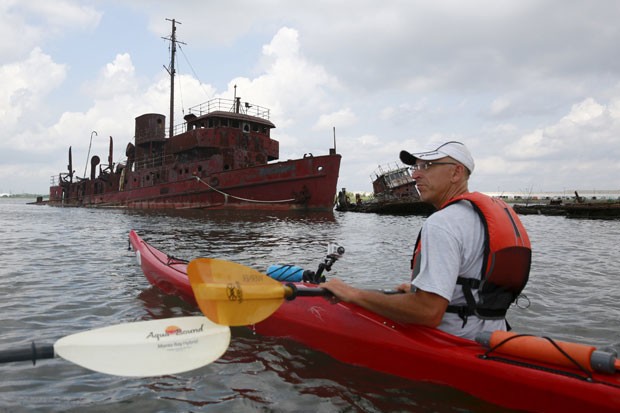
[563,202,620,219]
[336,164,434,215]
[511,203,566,216]
[42,19,341,211]
[512,191,620,219]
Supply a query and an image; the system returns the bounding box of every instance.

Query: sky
[1,0,620,196]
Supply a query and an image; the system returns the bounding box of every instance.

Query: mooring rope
[194,176,296,203]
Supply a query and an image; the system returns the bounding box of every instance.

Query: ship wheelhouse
[165,97,278,171]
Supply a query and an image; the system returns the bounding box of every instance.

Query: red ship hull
[49,152,340,211]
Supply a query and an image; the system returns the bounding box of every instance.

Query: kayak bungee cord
[477,331,620,389]
[480,333,594,381]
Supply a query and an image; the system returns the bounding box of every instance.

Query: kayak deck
[129,230,620,412]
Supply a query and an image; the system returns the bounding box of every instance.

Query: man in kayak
[322,141,531,340]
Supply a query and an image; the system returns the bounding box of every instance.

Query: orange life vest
[411,192,531,325]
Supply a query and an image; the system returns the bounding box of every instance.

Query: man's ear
[450,163,465,182]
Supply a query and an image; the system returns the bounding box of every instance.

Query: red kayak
[129,230,620,412]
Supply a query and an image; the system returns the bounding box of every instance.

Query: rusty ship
[336,163,434,215]
[45,20,341,211]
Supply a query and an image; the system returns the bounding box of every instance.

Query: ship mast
[162,18,186,138]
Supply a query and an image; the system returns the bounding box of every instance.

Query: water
[1,197,619,412]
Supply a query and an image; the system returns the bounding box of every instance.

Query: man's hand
[321,278,360,303]
[396,283,411,293]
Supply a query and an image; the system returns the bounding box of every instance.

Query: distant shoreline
[349,189,620,202]
[484,190,620,203]
[0,194,45,199]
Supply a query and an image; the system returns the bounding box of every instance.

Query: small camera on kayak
[327,242,345,257]
[294,242,345,284]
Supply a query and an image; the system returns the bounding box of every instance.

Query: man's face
[411,157,458,207]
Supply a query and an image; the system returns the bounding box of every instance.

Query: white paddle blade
[54,316,230,377]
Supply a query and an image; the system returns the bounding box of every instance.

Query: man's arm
[321,278,449,327]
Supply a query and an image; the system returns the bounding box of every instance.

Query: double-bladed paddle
[0,316,230,377]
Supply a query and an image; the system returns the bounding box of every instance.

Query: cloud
[25,0,101,29]
[0,0,101,60]
[87,53,138,98]
[563,98,605,124]
[0,48,66,138]
[487,95,620,190]
[489,97,512,116]
[314,108,357,131]
[510,97,620,159]
[222,27,340,131]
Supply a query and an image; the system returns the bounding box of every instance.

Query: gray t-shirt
[412,200,507,340]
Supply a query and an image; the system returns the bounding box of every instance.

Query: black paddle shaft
[0,342,55,365]
[284,283,401,300]
[284,283,332,300]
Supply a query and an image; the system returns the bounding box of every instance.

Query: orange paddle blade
[188,258,288,326]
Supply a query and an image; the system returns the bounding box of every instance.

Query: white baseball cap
[400,141,475,173]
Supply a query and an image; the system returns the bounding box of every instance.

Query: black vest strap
[446,277,477,327]
[446,277,508,327]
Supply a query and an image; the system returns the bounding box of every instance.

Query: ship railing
[171,123,186,137]
[167,98,271,137]
[371,163,412,183]
[49,174,72,186]
[187,98,271,120]
[134,153,176,170]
